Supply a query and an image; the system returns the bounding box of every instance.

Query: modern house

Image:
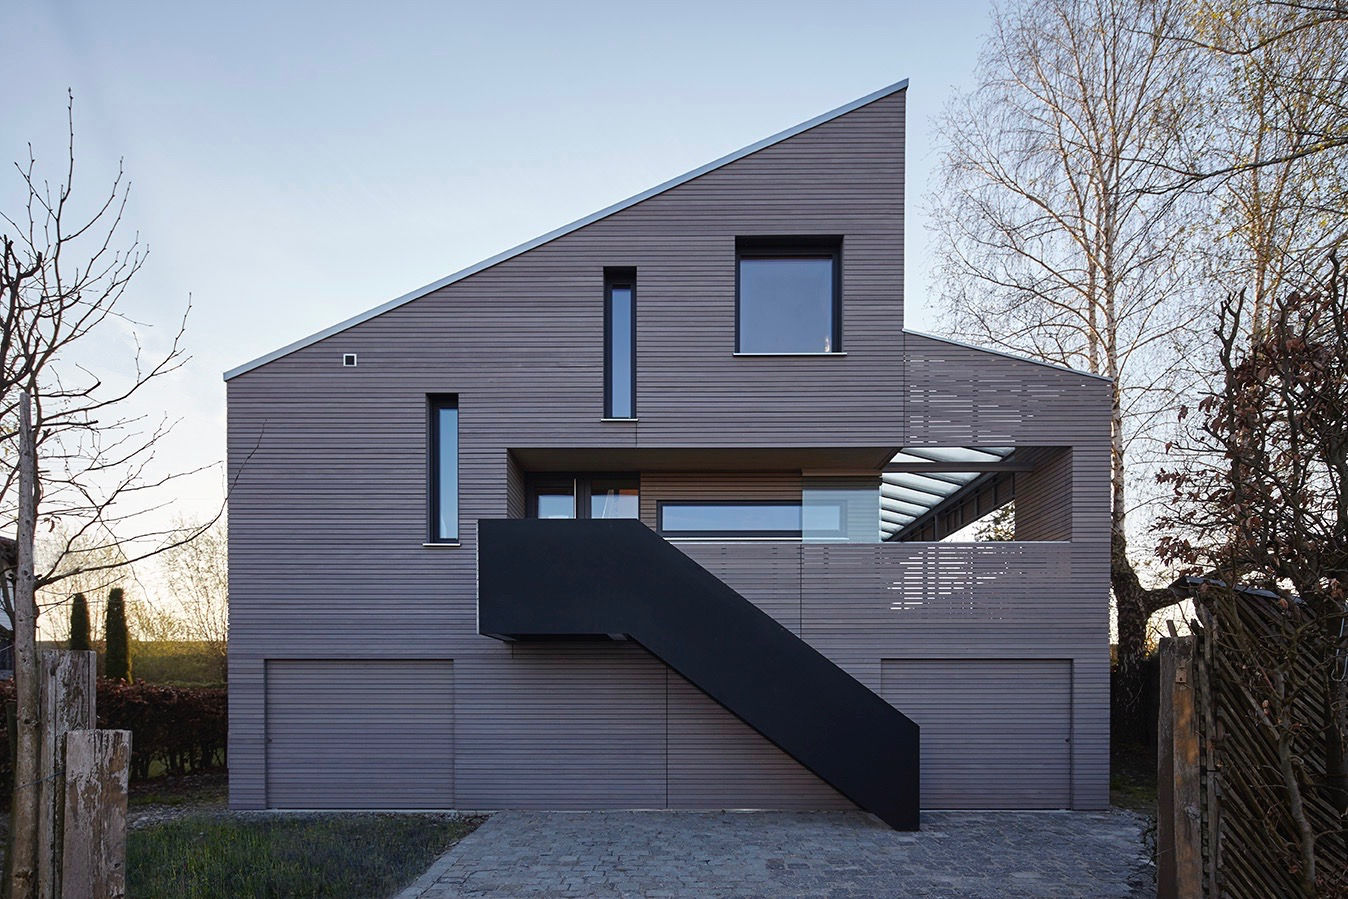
[224,80,1111,829]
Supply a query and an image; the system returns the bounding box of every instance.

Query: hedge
[0,679,226,784]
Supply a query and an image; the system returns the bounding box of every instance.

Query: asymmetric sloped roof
[224,79,911,381]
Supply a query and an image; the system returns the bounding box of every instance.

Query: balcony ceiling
[881,447,1015,540]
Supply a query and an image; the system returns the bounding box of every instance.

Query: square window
[736,237,841,353]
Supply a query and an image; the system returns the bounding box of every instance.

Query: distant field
[35,639,224,684]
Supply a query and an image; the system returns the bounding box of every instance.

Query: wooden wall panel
[265,660,453,808]
[666,675,854,810]
[881,659,1072,808]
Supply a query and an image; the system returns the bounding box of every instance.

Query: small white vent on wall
[342,353,358,367]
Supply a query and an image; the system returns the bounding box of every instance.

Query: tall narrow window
[429,395,459,542]
[604,268,636,418]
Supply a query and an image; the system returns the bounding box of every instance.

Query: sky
[3,0,993,528]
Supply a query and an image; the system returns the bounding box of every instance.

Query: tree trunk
[1113,533,1160,665]
[8,391,40,899]
[1112,525,1177,744]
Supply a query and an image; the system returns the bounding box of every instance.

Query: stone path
[399,808,1153,898]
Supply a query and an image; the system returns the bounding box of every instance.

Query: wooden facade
[225,82,1111,812]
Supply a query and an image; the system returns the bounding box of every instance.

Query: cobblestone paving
[401,809,1153,898]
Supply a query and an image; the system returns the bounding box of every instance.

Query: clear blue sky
[3,0,992,519]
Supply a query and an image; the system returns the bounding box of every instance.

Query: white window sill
[599,417,639,422]
[732,352,847,357]
[422,542,462,548]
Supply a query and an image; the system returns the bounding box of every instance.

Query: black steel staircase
[476,518,920,830]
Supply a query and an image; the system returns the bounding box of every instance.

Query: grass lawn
[129,812,482,899]
[1110,740,1157,814]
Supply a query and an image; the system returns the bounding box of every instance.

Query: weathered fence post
[37,650,96,899]
[61,729,131,899]
[1158,636,1203,898]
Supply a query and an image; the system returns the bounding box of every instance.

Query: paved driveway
[399,809,1152,898]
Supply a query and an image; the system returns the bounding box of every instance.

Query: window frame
[603,268,637,419]
[528,476,578,519]
[734,236,843,354]
[527,473,640,520]
[427,394,459,543]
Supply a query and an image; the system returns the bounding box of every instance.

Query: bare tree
[129,595,188,644]
[1185,0,1348,337]
[1163,1,1348,189]
[928,0,1200,677]
[156,515,228,680]
[35,524,130,644]
[1,96,212,899]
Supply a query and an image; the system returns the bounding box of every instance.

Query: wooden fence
[6,651,131,899]
[1159,593,1348,898]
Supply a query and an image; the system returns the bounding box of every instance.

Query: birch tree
[928,0,1199,677]
[1186,0,1348,337]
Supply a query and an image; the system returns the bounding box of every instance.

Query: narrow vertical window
[429,395,459,542]
[604,268,636,418]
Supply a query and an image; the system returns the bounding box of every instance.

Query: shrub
[98,679,227,779]
[68,593,91,653]
[0,679,226,786]
[105,587,132,682]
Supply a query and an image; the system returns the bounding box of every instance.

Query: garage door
[265,659,453,808]
[881,659,1071,809]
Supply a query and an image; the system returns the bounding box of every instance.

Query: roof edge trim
[224,78,911,381]
[903,329,1113,382]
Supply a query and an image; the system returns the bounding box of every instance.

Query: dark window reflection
[738,257,835,353]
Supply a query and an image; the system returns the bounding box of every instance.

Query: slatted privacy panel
[882,658,1073,808]
[905,333,1109,447]
[802,542,1073,636]
[265,659,453,808]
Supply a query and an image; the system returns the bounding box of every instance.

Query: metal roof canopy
[881,447,1016,541]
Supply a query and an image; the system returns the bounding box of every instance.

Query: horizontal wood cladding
[449,642,851,810]
[799,540,1108,810]
[673,541,802,634]
[231,89,906,448]
[453,643,667,809]
[666,675,853,811]
[1015,447,1074,541]
[802,542,1076,642]
[265,660,454,808]
[641,472,805,632]
[881,659,1072,809]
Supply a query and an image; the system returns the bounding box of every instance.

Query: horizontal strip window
[657,500,845,538]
